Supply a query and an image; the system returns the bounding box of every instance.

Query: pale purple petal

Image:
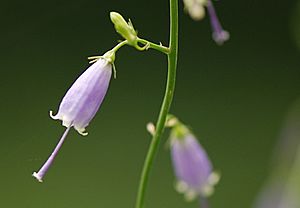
[171,134,213,196]
[51,58,112,135]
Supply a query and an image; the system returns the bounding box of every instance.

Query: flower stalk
[137,38,170,54]
[135,0,178,207]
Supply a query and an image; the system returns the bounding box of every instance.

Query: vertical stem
[135,0,178,208]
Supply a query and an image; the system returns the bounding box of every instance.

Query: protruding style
[32,126,71,182]
[206,0,229,45]
[182,0,229,45]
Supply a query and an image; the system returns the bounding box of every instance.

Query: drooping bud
[169,122,219,201]
[110,12,138,47]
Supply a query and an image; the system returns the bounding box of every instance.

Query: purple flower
[33,57,112,182]
[50,58,112,135]
[170,127,219,200]
[206,0,230,45]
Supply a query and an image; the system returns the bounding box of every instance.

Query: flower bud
[110,12,138,46]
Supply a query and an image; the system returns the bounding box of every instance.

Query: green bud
[110,12,138,46]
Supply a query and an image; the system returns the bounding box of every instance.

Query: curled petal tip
[77,129,88,136]
[208,172,221,186]
[80,132,88,136]
[62,120,72,129]
[175,181,189,193]
[32,172,43,183]
[199,172,220,197]
[201,184,215,197]
[49,110,58,120]
[184,190,197,202]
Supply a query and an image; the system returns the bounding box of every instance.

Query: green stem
[88,40,128,62]
[137,38,170,54]
[111,40,129,53]
[135,0,178,207]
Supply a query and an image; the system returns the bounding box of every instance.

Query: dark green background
[0,0,299,207]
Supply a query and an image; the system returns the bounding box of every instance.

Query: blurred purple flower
[183,0,207,20]
[207,0,230,45]
[170,130,219,201]
[33,57,112,182]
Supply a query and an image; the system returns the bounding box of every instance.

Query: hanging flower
[33,54,113,182]
[169,123,219,201]
[50,57,112,136]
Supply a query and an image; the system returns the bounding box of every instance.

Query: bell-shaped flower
[33,55,113,182]
[50,57,112,135]
[169,123,219,201]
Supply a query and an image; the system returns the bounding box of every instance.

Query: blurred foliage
[291,0,300,49]
[254,99,300,208]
